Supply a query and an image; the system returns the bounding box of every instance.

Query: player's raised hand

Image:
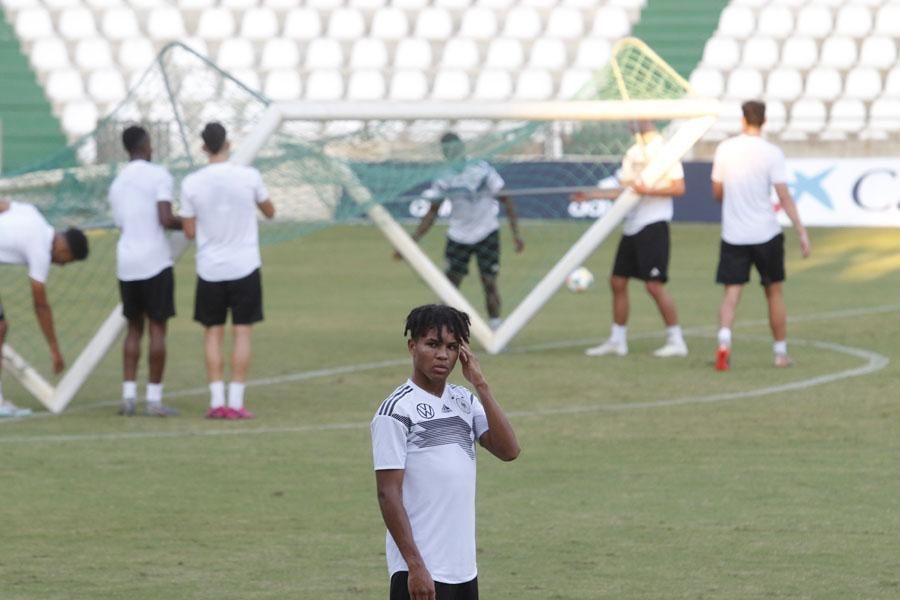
[459,342,486,387]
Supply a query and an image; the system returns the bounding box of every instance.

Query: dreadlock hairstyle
[404,304,471,344]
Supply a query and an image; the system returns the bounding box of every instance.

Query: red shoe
[206,406,228,419]
[225,407,255,420]
[715,345,731,371]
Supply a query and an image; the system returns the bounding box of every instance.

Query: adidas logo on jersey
[441,404,452,413]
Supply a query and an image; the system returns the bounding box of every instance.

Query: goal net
[0,38,717,413]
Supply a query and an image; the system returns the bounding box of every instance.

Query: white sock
[610,324,627,344]
[773,340,787,355]
[123,381,137,400]
[666,325,684,344]
[209,381,225,409]
[717,327,732,348]
[146,383,163,404]
[227,382,245,410]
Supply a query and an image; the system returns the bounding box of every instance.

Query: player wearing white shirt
[108,126,182,417]
[398,133,525,330]
[0,200,88,417]
[181,123,275,419]
[372,305,519,600]
[572,121,688,358]
[711,101,810,370]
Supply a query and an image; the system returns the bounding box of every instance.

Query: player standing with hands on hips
[711,100,811,370]
[371,304,520,600]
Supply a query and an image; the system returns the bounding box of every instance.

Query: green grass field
[2,223,900,599]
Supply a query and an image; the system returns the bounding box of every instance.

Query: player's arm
[632,177,685,197]
[394,202,440,260]
[30,279,64,373]
[182,217,196,240]
[570,188,622,202]
[0,199,9,213]
[711,180,724,202]
[459,343,520,461]
[774,183,811,258]
[498,195,524,253]
[157,201,183,230]
[375,470,436,600]
[257,199,275,219]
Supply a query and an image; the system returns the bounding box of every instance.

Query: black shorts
[445,230,500,278]
[390,572,478,600]
[612,221,670,282]
[193,268,263,327]
[716,233,785,286]
[119,266,175,322]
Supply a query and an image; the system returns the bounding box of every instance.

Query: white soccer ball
[565,267,594,293]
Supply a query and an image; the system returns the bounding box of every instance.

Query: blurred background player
[0,200,88,417]
[711,100,811,370]
[572,121,688,358]
[371,304,519,600]
[397,132,524,329]
[109,125,182,417]
[181,122,275,419]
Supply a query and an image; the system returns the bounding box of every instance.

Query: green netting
[0,39,692,398]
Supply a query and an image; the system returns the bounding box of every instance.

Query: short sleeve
[471,394,489,440]
[27,238,51,283]
[619,145,639,184]
[156,169,174,202]
[770,147,788,184]
[371,415,409,470]
[667,160,685,182]
[484,165,504,194]
[711,145,724,183]
[179,178,195,218]
[252,169,269,203]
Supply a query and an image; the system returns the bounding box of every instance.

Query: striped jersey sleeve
[371,384,414,471]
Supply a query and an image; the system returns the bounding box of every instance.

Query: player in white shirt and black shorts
[572,121,689,358]
[0,200,88,417]
[711,100,810,370]
[371,304,520,600]
[109,125,183,417]
[181,122,275,419]
[399,133,524,330]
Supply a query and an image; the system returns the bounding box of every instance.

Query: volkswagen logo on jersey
[417,403,435,419]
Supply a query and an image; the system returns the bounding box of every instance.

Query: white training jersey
[371,379,490,584]
[422,160,504,245]
[180,163,269,282]
[0,202,55,283]
[618,132,684,236]
[712,134,787,245]
[108,160,175,281]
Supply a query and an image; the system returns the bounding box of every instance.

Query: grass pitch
[2,223,900,599]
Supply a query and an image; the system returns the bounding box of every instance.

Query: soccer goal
[0,38,717,413]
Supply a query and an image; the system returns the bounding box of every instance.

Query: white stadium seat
[59,7,97,40]
[264,70,302,100]
[522,0,555,9]
[44,0,79,10]
[591,6,630,39]
[574,38,611,70]
[394,38,432,69]
[870,97,900,131]
[171,37,209,63]
[62,101,99,136]
[834,4,872,38]
[196,8,236,40]
[350,38,389,69]
[844,67,882,101]
[30,38,70,72]
[222,0,257,8]
[129,0,166,8]
[347,70,387,100]
[859,36,897,69]
[781,37,818,70]
[827,99,866,134]
[87,68,127,104]
[514,69,554,100]
[558,68,590,98]
[431,70,471,100]
[240,8,279,40]
[434,0,471,8]
[765,68,803,101]
[717,5,755,39]
[884,68,900,98]
[725,67,763,99]
[101,7,139,41]
[231,69,261,92]
[371,8,409,40]
[305,38,344,69]
[217,38,256,70]
[118,37,157,72]
[731,0,766,9]
[795,4,833,38]
[441,38,480,70]
[305,70,344,100]
[458,7,497,40]
[545,7,583,40]
[260,38,300,70]
[763,100,786,133]
[147,7,186,40]
[485,38,524,70]
[741,37,779,70]
[702,36,740,70]
[46,68,85,102]
[804,67,843,101]
[178,0,215,9]
[351,0,387,8]
[328,8,367,40]
[875,4,900,36]
[3,0,41,10]
[503,7,542,39]
[262,0,299,7]
[710,101,742,137]
[756,5,793,39]
[529,38,567,70]
[787,98,826,135]
[283,8,322,40]
[75,38,113,70]
[414,8,453,40]
[307,0,342,8]
[473,69,513,100]
[389,70,429,100]
[819,36,858,70]
[689,67,724,98]
[394,0,429,8]
[476,0,515,9]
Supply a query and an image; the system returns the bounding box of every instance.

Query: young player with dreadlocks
[371,304,520,600]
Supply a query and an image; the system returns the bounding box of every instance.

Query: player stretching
[399,132,524,329]
[180,123,275,419]
[372,304,519,600]
[0,201,88,417]
[711,100,810,370]
[109,125,182,416]
[573,121,688,358]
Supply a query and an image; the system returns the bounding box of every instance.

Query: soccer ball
[565,267,594,293]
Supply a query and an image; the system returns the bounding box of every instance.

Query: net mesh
[0,38,693,401]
